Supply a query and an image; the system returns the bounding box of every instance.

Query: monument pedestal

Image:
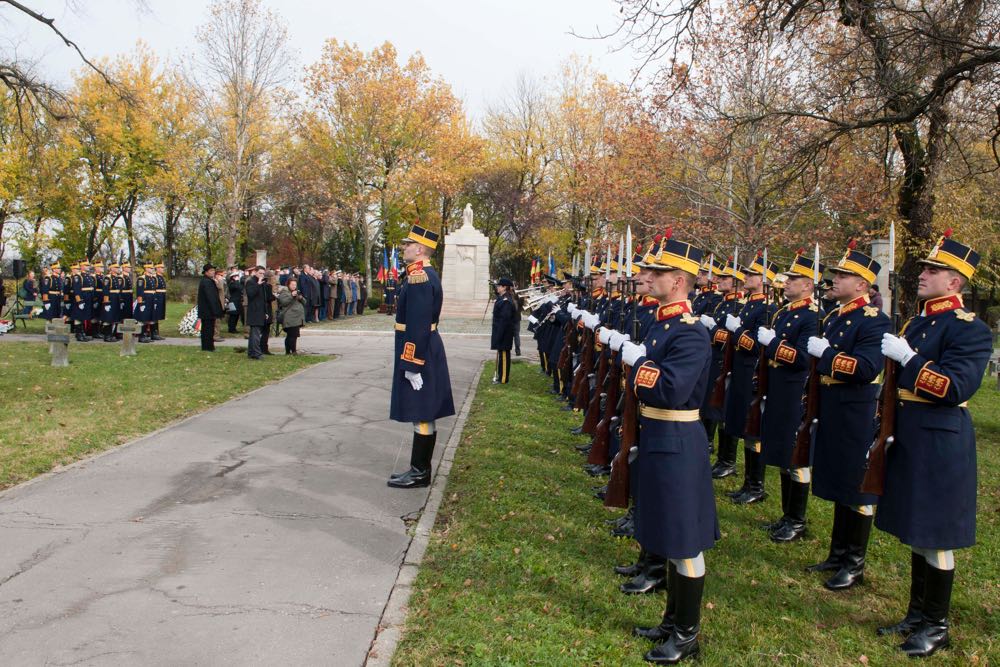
[441,204,491,317]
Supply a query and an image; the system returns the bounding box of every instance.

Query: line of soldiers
[38,261,168,343]
[527,231,991,663]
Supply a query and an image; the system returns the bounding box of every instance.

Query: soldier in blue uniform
[699,258,744,478]
[98,262,117,341]
[383,274,397,314]
[722,254,779,505]
[39,267,53,321]
[120,263,134,333]
[491,277,517,384]
[874,233,992,657]
[691,258,721,316]
[387,223,456,489]
[134,263,155,343]
[90,261,105,338]
[757,252,824,542]
[152,263,167,340]
[618,236,717,665]
[805,242,891,591]
[72,261,94,342]
[63,264,76,329]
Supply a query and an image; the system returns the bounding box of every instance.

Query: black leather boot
[634,561,678,641]
[726,447,753,498]
[621,554,667,595]
[610,513,634,538]
[732,446,766,505]
[570,424,584,435]
[644,570,703,664]
[701,418,717,455]
[388,433,435,488]
[771,480,808,542]
[824,509,872,590]
[900,564,953,657]
[151,323,165,340]
[586,464,612,477]
[575,443,592,454]
[807,503,849,573]
[615,548,647,577]
[711,431,736,479]
[765,470,792,532]
[608,507,633,527]
[878,551,926,636]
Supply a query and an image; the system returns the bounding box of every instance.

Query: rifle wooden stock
[860,359,896,496]
[744,342,768,438]
[605,361,634,509]
[708,333,734,408]
[571,328,594,411]
[582,346,611,435]
[588,352,621,465]
[789,357,820,468]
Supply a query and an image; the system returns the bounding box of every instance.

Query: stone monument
[441,204,491,316]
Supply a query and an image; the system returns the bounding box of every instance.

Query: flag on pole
[377,248,388,282]
[390,247,399,280]
[548,249,555,276]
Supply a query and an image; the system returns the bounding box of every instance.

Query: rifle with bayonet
[789,243,823,469]
[588,238,627,466]
[744,249,770,438]
[605,232,637,509]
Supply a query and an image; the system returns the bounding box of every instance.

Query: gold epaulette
[408,270,428,284]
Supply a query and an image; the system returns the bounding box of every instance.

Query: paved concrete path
[0,332,491,666]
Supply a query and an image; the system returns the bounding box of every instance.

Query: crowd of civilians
[197,264,370,359]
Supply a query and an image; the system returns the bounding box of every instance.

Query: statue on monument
[461,203,474,229]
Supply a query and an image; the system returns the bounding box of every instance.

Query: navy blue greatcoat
[760,297,819,468]
[811,296,891,506]
[390,262,456,423]
[491,292,516,350]
[134,275,154,322]
[701,293,742,422]
[875,296,992,549]
[723,293,775,437]
[630,301,719,559]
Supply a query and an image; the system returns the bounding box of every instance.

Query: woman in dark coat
[197,264,224,351]
[491,278,517,384]
[277,278,306,354]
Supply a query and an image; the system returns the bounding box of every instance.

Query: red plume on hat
[847,238,857,250]
[663,228,673,240]
[943,227,953,238]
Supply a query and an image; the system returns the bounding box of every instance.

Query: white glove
[44,303,50,310]
[598,327,613,344]
[700,314,717,330]
[584,313,601,330]
[528,315,538,325]
[725,314,742,333]
[140,305,145,312]
[807,336,830,358]
[621,341,646,367]
[757,327,776,346]
[546,294,558,304]
[609,331,630,352]
[881,333,917,366]
[568,302,577,311]
[405,371,423,391]
[78,303,84,310]
[104,305,111,312]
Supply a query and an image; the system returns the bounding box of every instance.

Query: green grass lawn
[0,342,325,489]
[392,360,999,666]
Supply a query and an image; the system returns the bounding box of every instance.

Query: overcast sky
[14,0,642,119]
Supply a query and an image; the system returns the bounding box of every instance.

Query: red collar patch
[839,295,869,316]
[788,297,812,311]
[724,292,740,302]
[923,294,963,316]
[406,261,424,275]
[641,295,659,307]
[656,300,692,322]
[592,287,606,299]
[748,292,766,302]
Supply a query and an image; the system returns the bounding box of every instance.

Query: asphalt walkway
[0,332,491,665]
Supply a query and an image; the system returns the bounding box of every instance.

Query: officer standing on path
[618,236,717,665]
[873,233,992,658]
[152,263,167,340]
[491,278,517,384]
[387,223,456,489]
[804,241,891,591]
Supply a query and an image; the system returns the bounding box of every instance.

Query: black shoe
[386,468,430,488]
[807,504,849,573]
[878,551,926,637]
[138,335,152,343]
[824,510,872,591]
[570,425,584,435]
[586,464,611,477]
[263,350,275,355]
[621,557,667,595]
[634,562,678,642]
[770,480,809,543]
[711,460,736,479]
[644,570,703,664]
[899,564,953,657]
[732,448,766,505]
[711,432,737,479]
[575,443,592,454]
[610,516,634,538]
[726,446,752,497]
[615,549,646,577]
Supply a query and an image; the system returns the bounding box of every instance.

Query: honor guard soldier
[874,232,992,657]
[134,263,155,343]
[39,267,53,320]
[722,253,779,506]
[615,234,717,665]
[387,223,456,489]
[699,258,744,478]
[384,272,397,314]
[91,261,105,337]
[491,278,517,384]
[691,258,721,316]
[152,263,167,340]
[805,241,891,590]
[72,261,94,341]
[100,264,123,341]
[120,263,134,325]
[757,251,824,542]
[64,264,76,328]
